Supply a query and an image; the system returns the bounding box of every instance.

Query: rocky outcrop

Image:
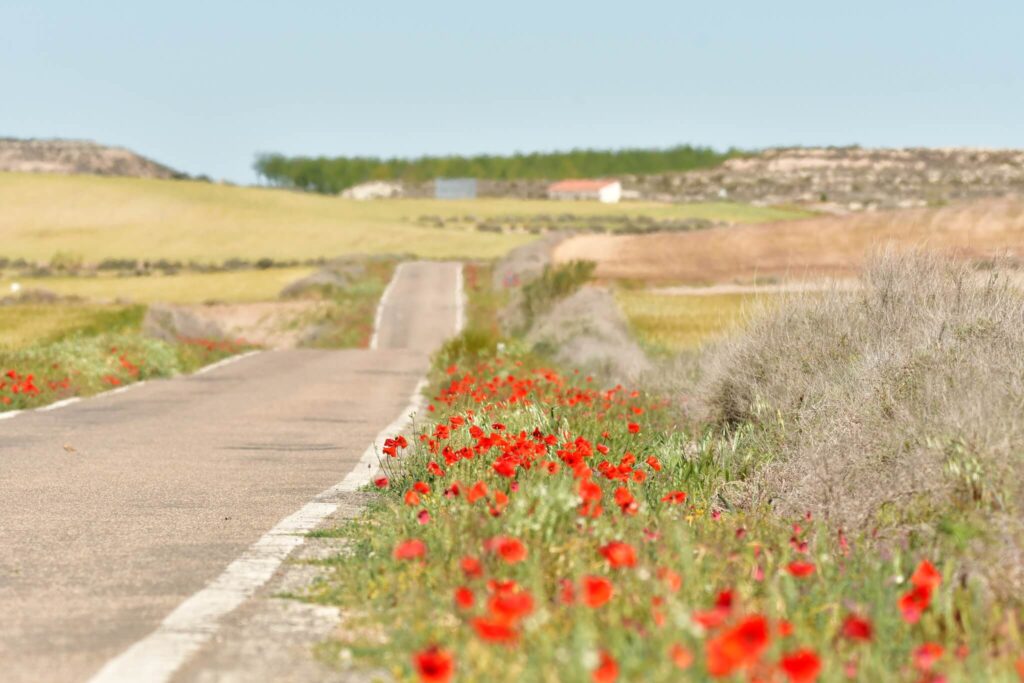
[0,138,184,178]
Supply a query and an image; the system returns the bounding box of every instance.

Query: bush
[519,260,596,329]
[700,250,1024,597]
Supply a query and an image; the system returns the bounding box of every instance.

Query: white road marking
[454,262,465,335]
[368,262,406,350]
[36,397,82,412]
[87,378,429,683]
[0,410,23,420]
[192,350,262,376]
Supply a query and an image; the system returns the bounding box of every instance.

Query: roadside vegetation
[254,145,741,193]
[616,290,773,353]
[302,252,1024,682]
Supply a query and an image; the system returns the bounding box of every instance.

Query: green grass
[0,303,144,350]
[1,267,317,304]
[0,332,244,410]
[616,290,774,351]
[0,173,808,263]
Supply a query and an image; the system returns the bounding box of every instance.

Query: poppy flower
[454,586,474,609]
[461,555,483,578]
[467,481,488,503]
[657,567,682,593]
[786,561,816,578]
[489,589,534,623]
[394,539,427,560]
[613,487,638,515]
[669,643,693,670]
[779,648,822,683]
[373,476,389,488]
[416,509,431,525]
[413,645,453,683]
[486,536,527,564]
[661,491,687,505]
[627,422,640,434]
[705,614,770,677]
[899,584,933,624]
[404,490,421,506]
[472,616,519,644]
[599,541,637,569]
[592,650,619,683]
[911,560,942,591]
[913,643,944,672]
[413,481,431,495]
[840,614,873,642]
[693,590,734,629]
[582,576,613,608]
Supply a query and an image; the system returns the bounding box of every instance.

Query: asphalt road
[0,261,461,683]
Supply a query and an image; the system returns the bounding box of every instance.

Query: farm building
[434,177,478,199]
[547,178,622,203]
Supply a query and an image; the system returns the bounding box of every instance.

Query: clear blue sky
[2,0,1021,183]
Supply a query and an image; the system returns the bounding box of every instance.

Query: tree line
[252,145,742,194]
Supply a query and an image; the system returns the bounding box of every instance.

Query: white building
[340,180,403,200]
[547,179,622,203]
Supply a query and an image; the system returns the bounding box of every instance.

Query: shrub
[700,250,1024,597]
[519,260,596,329]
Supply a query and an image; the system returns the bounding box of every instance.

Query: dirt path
[0,261,462,683]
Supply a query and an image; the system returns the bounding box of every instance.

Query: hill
[0,172,802,263]
[0,138,184,179]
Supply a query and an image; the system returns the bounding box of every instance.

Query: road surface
[0,261,462,683]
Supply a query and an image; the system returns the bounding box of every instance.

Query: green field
[0,304,143,350]
[1,267,316,304]
[0,173,808,263]
[616,290,774,351]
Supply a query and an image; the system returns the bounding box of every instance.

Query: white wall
[598,181,622,203]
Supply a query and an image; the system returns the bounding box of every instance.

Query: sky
[2,0,1022,183]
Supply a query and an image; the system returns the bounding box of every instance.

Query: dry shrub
[701,250,1024,596]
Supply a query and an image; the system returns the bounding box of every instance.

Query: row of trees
[253,145,741,194]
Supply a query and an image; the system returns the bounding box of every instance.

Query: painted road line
[454,262,465,335]
[192,350,262,376]
[0,410,23,420]
[368,262,405,350]
[36,397,82,412]
[86,376,428,683]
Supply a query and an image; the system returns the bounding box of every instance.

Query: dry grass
[700,250,1024,597]
[554,197,1024,283]
[0,267,315,304]
[616,290,774,351]
[0,304,142,350]
[0,173,803,263]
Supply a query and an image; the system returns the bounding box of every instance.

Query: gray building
[434,177,477,200]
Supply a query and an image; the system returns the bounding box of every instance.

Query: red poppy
[911,560,942,591]
[404,490,421,506]
[693,590,734,630]
[454,586,474,609]
[779,648,822,683]
[460,555,483,578]
[786,561,816,578]
[413,645,453,683]
[705,614,770,677]
[661,491,687,505]
[669,643,693,670]
[416,509,431,525]
[373,476,389,488]
[613,487,638,515]
[413,481,431,495]
[899,584,933,624]
[646,455,661,471]
[394,539,427,560]
[913,643,944,672]
[467,480,488,504]
[582,576,614,608]
[486,536,527,564]
[840,614,873,642]
[627,422,640,434]
[472,616,519,644]
[599,541,637,569]
[657,567,682,593]
[592,650,619,683]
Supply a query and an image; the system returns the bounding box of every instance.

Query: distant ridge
[0,138,185,179]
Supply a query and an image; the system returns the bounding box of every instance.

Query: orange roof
[547,178,618,192]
